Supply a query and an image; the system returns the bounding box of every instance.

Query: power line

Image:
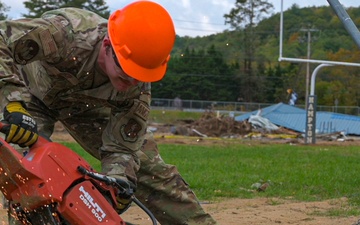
[175,26,225,33]
[173,19,226,26]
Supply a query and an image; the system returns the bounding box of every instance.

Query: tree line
[158,2,360,107]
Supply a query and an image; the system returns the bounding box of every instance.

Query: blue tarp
[235,103,360,135]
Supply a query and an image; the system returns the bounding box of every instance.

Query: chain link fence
[151,98,360,116]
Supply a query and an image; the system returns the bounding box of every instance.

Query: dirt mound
[154,111,301,143]
[168,111,251,138]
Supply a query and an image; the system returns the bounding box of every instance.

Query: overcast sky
[1,0,359,37]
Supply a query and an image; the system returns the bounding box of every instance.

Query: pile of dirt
[160,111,300,140]
[149,111,356,144]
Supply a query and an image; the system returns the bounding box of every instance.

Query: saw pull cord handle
[77,166,157,225]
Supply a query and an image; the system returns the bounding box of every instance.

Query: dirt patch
[0,197,358,225]
[119,197,360,225]
[209,197,358,225]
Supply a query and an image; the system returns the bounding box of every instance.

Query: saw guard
[0,136,93,211]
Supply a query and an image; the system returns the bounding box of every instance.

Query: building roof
[235,102,360,135]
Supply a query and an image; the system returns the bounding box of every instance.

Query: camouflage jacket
[0,8,151,155]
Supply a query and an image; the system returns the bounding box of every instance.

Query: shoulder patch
[14,39,39,64]
[120,119,142,142]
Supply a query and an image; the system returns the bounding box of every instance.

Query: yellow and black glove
[2,102,38,147]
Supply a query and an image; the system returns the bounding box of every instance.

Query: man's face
[104,42,139,92]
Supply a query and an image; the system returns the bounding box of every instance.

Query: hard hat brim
[119,57,167,82]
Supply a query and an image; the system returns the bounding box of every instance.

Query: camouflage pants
[6,98,218,225]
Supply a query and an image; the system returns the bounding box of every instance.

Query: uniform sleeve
[0,17,65,105]
[100,84,151,183]
[102,99,150,151]
[0,8,106,105]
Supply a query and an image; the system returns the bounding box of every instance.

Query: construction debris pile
[167,111,299,139]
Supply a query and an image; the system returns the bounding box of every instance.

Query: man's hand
[2,102,38,146]
[115,178,135,214]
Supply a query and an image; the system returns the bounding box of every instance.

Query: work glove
[1,102,38,147]
[115,178,135,214]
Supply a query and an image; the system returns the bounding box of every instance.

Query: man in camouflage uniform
[0,1,218,225]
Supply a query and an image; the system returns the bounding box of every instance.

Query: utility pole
[300,27,319,106]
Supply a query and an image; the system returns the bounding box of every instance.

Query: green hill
[153,5,360,107]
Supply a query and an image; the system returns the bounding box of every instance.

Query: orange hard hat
[108,1,175,82]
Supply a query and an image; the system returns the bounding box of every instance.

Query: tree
[22,0,60,18]
[84,0,110,18]
[0,0,9,20]
[60,0,110,19]
[224,0,274,29]
[23,0,110,19]
[152,45,237,101]
[224,0,274,102]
